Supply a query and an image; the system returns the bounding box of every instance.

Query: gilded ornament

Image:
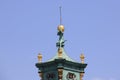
[38,53,42,63]
[58,25,64,32]
[80,54,85,63]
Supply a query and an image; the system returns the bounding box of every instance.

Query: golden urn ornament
[38,53,42,63]
[80,54,85,64]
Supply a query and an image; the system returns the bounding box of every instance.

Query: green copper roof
[48,48,75,62]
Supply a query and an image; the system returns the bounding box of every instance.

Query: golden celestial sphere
[58,25,64,32]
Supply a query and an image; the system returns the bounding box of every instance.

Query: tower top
[36,8,87,80]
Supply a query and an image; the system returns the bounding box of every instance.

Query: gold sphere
[58,25,64,32]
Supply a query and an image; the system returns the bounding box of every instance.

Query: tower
[35,8,87,80]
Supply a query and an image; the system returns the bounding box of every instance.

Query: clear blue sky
[0,0,120,80]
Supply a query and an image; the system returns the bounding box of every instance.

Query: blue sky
[0,0,120,80]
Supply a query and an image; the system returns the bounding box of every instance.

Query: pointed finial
[38,53,42,63]
[80,53,85,64]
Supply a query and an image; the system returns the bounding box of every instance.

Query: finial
[56,7,65,48]
[80,53,85,64]
[38,53,42,63]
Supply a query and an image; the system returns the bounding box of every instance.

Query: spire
[48,7,74,62]
[59,6,62,25]
[56,7,65,48]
